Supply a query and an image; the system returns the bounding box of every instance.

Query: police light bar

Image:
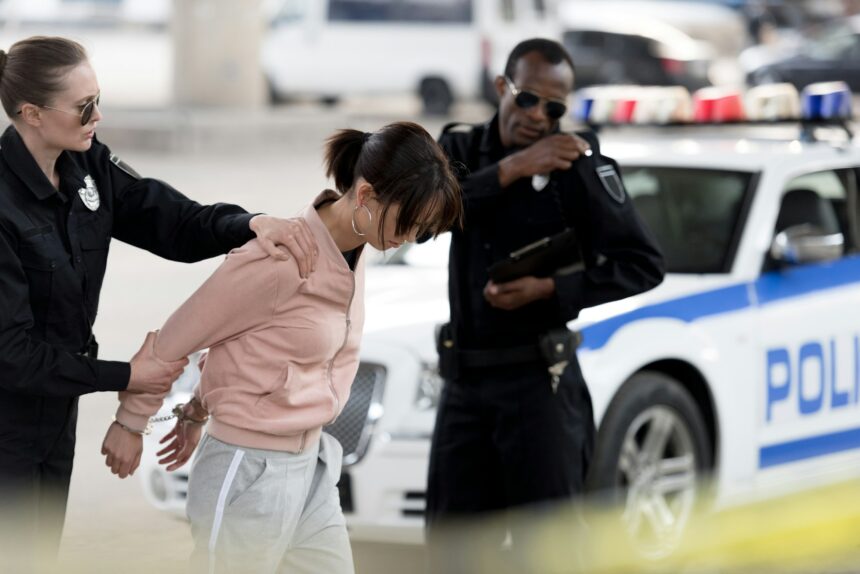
[746,83,801,121]
[692,87,745,123]
[574,85,692,125]
[631,87,693,124]
[801,82,853,121]
[575,81,855,141]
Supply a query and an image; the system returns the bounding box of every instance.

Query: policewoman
[425,39,665,569]
[0,36,315,565]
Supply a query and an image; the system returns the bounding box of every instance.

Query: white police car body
[337,124,860,551]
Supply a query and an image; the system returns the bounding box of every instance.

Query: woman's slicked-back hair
[0,36,88,118]
[324,121,462,240]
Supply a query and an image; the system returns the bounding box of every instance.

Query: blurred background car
[558,0,748,86]
[746,14,860,91]
[262,0,558,114]
[559,11,714,89]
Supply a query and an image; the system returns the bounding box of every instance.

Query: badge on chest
[78,174,100,211]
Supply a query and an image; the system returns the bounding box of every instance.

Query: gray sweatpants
[186,432,354,574]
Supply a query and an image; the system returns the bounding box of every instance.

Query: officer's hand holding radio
[498,134,591,187]
[127,331,188,395]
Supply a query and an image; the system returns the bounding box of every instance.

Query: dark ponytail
[324,129,369,194]
[0,36,88,119]
[323,122,462,240]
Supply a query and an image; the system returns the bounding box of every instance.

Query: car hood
[363,265,450,335]
[361,266,736,363]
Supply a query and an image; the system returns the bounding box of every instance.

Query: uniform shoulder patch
[109,153,142,180]
[596,163,626,204]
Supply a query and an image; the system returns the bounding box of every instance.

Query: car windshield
[623,166,753,274]
[376,166,754,275]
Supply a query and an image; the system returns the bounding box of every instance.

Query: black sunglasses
[17,94,101,126]
[504,77,567,120]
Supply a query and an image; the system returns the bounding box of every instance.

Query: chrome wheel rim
[616,405,698,559]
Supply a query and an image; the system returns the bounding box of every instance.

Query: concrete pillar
[172,0,266,107]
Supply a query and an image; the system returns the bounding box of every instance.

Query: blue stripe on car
[577,255,860,468]
[760,426,860,468]
[579,255,860,352]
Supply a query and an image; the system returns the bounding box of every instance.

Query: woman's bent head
[0,36,101,152]
[324,122,462,251]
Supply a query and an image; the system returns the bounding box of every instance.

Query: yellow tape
[437,479,860,573]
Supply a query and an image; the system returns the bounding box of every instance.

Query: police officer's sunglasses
[503,77,567,120]
[16,94,101,126]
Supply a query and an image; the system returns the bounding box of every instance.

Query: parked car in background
[262,0,557,114]
[559,14,712,89]
[557,0,746,87]
[747,15,860,92]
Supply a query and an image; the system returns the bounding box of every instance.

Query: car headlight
[415,362,444,411]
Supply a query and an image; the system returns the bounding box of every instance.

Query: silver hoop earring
[352,204,373,237]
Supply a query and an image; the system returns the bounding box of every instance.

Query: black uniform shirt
[0,126,256,397]
[439,114,665,350]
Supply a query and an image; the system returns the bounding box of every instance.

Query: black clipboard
[487,228,583,283]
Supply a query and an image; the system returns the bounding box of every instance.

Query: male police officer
[425,38,665,568]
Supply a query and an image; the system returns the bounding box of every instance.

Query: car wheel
[588,371,713,559]
[419,78,453,116]
[267,77,287,106]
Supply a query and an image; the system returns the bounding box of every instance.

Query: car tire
[588,371,713,559]
[419,77,453,116]
[266,77,289,106]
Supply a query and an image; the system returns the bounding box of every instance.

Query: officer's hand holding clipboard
[484,228,585,311]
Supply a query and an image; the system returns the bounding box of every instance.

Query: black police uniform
[425,115,665,553]
[0,125,256,557]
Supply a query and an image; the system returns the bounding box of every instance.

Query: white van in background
[262,0,558,114]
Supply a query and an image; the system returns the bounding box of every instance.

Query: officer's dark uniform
[0,125,256,557]
[425,115,664,555]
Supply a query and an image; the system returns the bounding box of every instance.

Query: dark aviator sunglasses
[504,77,567,120]
[16,94,100,126]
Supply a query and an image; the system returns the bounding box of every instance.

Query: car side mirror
[770,224,844,265]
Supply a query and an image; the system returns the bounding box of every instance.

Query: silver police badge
[596,164,626,204]
[78,175,100,211]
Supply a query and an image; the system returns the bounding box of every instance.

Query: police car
[139,82,860,557]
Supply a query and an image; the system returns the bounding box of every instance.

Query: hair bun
[0,50,7,74]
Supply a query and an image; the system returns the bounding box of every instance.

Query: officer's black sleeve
[0,223,129,396]
[98,141,256,262]
[552,133,665,320]
[438,131,507,222]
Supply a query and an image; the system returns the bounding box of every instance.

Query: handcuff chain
[149,403,209,425]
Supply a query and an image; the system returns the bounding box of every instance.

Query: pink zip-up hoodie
[116,191,365,453]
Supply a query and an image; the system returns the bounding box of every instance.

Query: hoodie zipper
[325,273,355,425]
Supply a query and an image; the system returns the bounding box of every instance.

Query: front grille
[401,491,426,518]
[324,362,386,466]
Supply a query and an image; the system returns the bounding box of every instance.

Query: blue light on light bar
[801,82,853,120]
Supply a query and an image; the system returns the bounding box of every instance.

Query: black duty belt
[458,344,543,369]
[457,330,583,369]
